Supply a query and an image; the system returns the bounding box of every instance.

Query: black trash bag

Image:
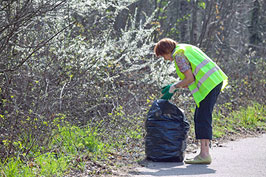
[145,99,190,162]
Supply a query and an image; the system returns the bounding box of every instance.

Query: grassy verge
[213,102,266,138]
[0,123,110,177]
[1,102,265,176]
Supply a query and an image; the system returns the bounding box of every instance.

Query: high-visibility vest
[172,44,228,107]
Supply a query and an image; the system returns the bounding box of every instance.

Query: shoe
[184,155,212,164]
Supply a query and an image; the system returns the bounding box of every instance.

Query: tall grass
[213,102,266,138]
[50,124,106,155]
[0,124,107,177]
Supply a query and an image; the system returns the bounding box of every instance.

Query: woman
[154,38,228,164]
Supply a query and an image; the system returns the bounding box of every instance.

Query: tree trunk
[190,0,198,45]
[248,0,261,53]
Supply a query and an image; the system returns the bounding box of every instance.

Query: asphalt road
[131,133,266,177]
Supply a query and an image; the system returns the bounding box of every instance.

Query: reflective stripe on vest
[172,44,228,107]
[190,66,219,94]
[194,58,211,76]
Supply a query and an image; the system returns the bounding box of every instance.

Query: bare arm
[174,69,195,88]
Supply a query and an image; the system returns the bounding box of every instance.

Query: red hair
[154,38,177,57]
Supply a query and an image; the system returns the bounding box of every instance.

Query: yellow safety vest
[173,44,228,107]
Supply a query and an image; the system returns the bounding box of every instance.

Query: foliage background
[0,0,265,175]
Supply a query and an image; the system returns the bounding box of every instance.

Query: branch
[59,82,67,111]
[0,1,66,52]
[0,1,66,35]
[0,21,75,73]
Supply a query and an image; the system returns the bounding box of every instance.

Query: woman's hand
[169,84,177,93]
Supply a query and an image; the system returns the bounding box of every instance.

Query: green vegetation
[0,124,109,176]
[1,102,265,176]
[0,112,145,177]
[213,103,266,138]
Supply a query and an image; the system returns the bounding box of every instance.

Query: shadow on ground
[129,161,216,176]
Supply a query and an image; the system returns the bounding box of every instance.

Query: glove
[161,92,174,100]
[161,84,172,94]
[161,84,176,100]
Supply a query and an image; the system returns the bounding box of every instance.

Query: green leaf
[198,1,206,9]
